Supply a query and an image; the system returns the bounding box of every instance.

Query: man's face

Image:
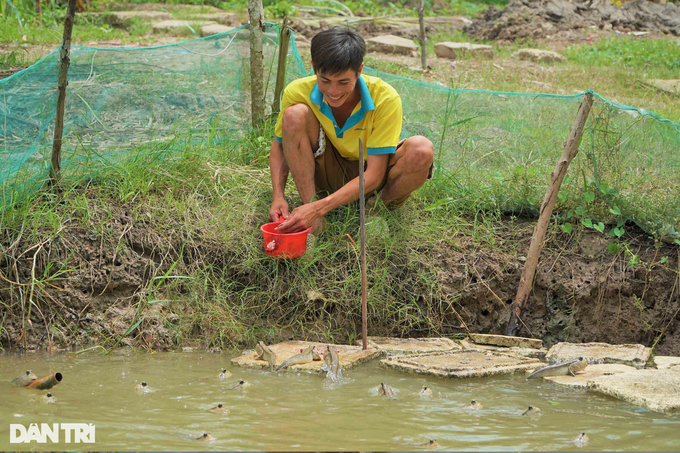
[314,64,364,108]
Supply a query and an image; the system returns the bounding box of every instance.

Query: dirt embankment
[1,191,678,355]
[466,0,680,41]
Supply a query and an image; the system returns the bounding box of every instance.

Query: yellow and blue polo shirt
[274,74,402,160]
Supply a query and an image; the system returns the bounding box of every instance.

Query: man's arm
[276,154,389,233]
[269,139,290,221]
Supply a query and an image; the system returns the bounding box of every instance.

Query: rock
[540,363,637,388]
[434,42,494,60]
[652,356,680,369]
[200,24,233,37]
[152,20,216,34]
[545,342,651,369]
[469,333,543,349]
[366,35,418,55]
[190,13,239,26]
[587,368,680,413]
[512,48,565,63]
[102,11,172,27]
[381,350,541,378]
[460,338,547,359]
[358,336,461,356]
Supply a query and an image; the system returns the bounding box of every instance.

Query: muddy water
[1,350,678,451]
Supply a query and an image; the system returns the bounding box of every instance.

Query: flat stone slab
[469,333,543,349]
[434,42,493,60]
[535,363,637,388]
[152,20,215,33]
[587,368,680,413]
[358,336,461,356]
[460,339,547,359]
[381,350,541,378]
[646,79,680,96]
[366,35,418,55]
[512,48,565,63]
[545,342,651,368]
[102,11,172,26]
[231,340,380,374]
[653,356,680,369]
[190,12,239,25]
[200,24,233,37]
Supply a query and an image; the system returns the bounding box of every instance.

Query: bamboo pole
[418,0,426,70]
[359,138,367,350]
[49,0,77,185]
[272,17,290,115]
[506,92,594,337]
[248,0,265,127]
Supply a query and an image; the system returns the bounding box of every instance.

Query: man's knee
[282,103,313,132]
[405,135,434,171]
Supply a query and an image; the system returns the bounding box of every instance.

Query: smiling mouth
[327,95,343,102]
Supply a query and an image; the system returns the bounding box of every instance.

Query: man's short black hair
[310,28,365,76]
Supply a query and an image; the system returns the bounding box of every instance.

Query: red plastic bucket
[260,221,313,259]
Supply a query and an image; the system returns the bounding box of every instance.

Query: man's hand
[276,202,321,234]
[269,197,289,222]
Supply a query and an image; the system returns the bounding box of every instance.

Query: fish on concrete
[275,345,315,371]
[324,345,341,381]
[255,341,277,372]
[526,357,588,379]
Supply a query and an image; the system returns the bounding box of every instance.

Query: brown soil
[1,193,678,355]
[466,0,680,42]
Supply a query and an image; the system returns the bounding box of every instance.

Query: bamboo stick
[272,17,290,115]
[359,138,367,350]
[49,0,77,185]
[506,92,594,336]
[248,0,265,127]
[418,0,426,70]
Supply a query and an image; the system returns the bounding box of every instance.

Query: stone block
[200,24,233,37]
[545,342,651,368]
[367,35,418,55]
[587,368,680,413]
[469,333,543,349]
[512,48,566,63]
[152,20,215,33]
[357,336,461,356]
[434,42,493,60]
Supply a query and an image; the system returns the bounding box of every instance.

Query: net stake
[359,138,368,350]
[49,0,77,186]
[248,0,265,127]
[507,92,594,337]
[272,17,291,115]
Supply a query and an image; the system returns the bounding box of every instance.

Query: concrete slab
[357,337,461,356]
[190,13,239,26]
[512,48,565,63]
[460,339,547,359]
[469,333,543,349]
[587,368,680,413]
[381,350,541,378]
[646,79,680,96]
[535,363,637,388]
[152,20,216,33]
[434,42,493,60]
[231,340,380,374]
[653,356,680,369]
[200,24,233,37]
[366,35,418,55]
[102,11,172,27]
[545,342,651,368]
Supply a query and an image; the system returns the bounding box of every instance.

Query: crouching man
[269,28,434,234]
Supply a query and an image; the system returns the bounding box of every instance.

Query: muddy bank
[0,190,678,354]
[466,0,680,41]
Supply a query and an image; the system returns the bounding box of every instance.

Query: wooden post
[506,92,594,337]
[49,0,77,185]
[359,138,367,350]
[272,17,290,115]
[418,0,426,70]
[248,0,265,127]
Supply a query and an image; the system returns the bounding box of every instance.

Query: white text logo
[10,423,95,444]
